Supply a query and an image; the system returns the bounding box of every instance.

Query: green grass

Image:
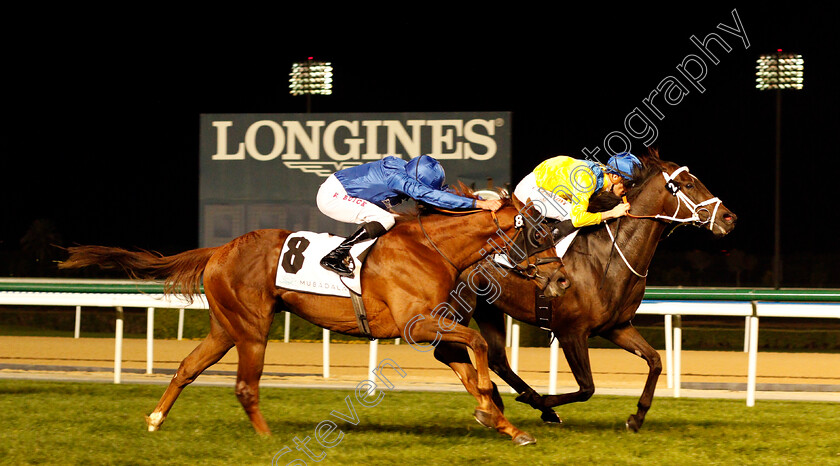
[1,379,839,465]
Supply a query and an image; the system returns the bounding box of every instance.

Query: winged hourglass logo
[282,161,364,177]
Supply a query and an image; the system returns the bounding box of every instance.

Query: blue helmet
[606,152,641,180]
[405,155,446,190]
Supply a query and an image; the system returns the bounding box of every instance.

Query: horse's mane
[573,148,667,237]
[586,148,666,213]
[627,148,668,199]
[444,181,487,200]
[395,149,667,226]
[395,181,510,222]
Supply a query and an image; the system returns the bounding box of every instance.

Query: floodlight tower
[756,50,804,289]
[289,57,333,113]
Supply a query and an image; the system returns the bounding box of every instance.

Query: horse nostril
[723,213,736,224]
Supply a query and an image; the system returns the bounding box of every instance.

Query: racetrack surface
[1,336,838,402]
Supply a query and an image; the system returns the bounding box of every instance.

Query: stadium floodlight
[756,51,804,90]
[756,50,804,289]
[289,58,333,96]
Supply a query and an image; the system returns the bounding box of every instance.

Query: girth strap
[534,287,552,330]
[349,290,374,340]
[344,243,375,340]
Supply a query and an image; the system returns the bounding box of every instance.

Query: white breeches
[513,172,573,221]
[316,175,397,230]
[513,172,581,257]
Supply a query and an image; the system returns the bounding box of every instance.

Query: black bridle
[505,213,564,279]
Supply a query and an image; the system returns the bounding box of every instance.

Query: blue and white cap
[605,152,641,180]
[405,155,446,190]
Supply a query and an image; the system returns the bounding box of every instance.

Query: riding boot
[320,222,386,277]
[549,219,577,242]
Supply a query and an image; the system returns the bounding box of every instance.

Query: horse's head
[414,185,569,298]
[506,195,570,297]
[632,152,736,237]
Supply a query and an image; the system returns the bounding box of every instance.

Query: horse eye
[686,183,694,189]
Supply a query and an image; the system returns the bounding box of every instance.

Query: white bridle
[653,166,722,230]
[604,165,724,278]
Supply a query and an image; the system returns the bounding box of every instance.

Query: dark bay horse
[434,150,736,431]
[59,197,567,444]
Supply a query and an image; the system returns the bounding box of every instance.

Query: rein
[604,219,648,278]
[504,218,564,280]
[605,165,722,279]
[417,207,560,279]
[417,208,501,272]
[626,167,722,230]
[418,214,460,271]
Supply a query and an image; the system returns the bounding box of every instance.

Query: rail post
[510,323,520,394]
[114,306,124,384]
[146,308,154,374]
[322,329,330,379]
[548,335,559,395]
[74,306,81,338]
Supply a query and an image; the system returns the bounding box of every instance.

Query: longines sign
[198,112,511,246]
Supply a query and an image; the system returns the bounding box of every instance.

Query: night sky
[4,6,838,286]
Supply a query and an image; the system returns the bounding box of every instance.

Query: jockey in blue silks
[316,154,502,276]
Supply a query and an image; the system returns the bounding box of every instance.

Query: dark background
[3,6,838,286]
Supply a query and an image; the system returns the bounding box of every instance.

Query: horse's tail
[59,245,218,301]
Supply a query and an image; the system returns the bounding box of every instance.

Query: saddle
[276,232,376,296]
[276,231,376,338]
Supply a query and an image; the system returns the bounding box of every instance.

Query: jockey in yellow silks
[513,153,641,231]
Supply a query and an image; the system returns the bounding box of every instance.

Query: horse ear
[633,147,659,168]
[510,193,524,210]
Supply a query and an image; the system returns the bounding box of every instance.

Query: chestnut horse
[434,150,737,431]
[59,196,568,444]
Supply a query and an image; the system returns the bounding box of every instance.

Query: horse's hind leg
[473,305,561,423]
[146,316,234,431]
[234,338,271,434]
[212,296,274,434]
[602,323,662,432]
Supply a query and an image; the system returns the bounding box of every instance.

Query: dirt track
[1,336,838,402]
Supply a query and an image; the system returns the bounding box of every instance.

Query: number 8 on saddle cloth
[275,231,376,297]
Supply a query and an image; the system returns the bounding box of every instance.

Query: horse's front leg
[433,342,506,414]
[473,304,561,424]
[405,316,535,445]
[602,323,662,432]
[537,333,596,408]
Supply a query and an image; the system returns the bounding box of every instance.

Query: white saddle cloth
[275,231,376,297]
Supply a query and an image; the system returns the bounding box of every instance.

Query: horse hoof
[541,410,563,425]
[625,415,640,432]
[145,412,164,432]
[514,391,537,404]
[145,415,159,432]
[513,432,536,446]
[473,409,494,429]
